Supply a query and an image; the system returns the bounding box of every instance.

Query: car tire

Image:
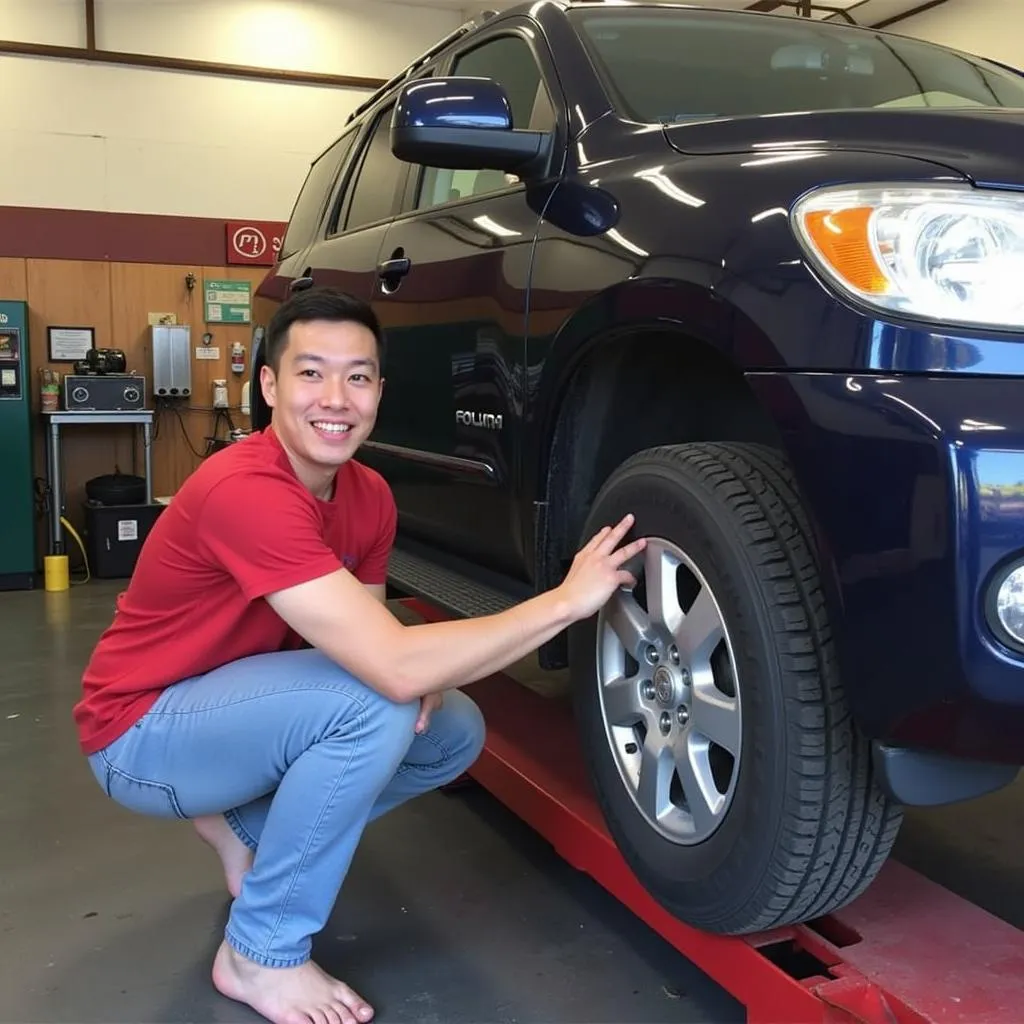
[568,441,903,934]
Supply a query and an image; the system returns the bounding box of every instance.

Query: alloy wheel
[595,536,742,845]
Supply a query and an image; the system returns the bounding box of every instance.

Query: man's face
[260,318,383,478]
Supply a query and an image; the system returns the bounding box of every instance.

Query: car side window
[416,34,555,211]
[279,132,356,258]
[342,104,406,232]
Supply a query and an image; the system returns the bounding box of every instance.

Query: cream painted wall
[887,0,1024,69]
[0,0,84,45]
[2,0,1016,223]
[0,0,462,220]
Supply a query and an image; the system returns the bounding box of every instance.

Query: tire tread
[615,441,902,933]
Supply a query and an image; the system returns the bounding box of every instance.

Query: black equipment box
[64,373,146,411]
[84,501,165,578]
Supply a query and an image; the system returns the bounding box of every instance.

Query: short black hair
[264,286,385,373]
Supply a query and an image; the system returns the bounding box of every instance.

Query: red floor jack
[403,597,1024,1024]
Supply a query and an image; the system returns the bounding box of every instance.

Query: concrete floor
[1,579,1023,1023]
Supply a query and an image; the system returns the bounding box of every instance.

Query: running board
[388,544,519,620]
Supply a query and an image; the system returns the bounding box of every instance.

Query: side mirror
[391,76,549,176]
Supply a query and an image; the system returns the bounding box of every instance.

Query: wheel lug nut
[645,644,659,664]
[669,646,680,664]
[643,681,655,700]
[680,668,691,686]
[677,706,689,726]
[659,712,672,735]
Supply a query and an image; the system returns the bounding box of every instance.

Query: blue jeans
[86,647,485,968]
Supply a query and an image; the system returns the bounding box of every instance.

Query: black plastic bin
[83,501,166,578]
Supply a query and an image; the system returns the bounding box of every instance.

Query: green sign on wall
[204,279,251,324]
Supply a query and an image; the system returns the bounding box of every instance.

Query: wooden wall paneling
[25,259,124,545]
[145,265,266,495]
[16,259,276,570]
[0,258,27,299]
[200,264,269,413]
[109,261,205,497]
[105,262,269,498]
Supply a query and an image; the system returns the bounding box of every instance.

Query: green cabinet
[0,300,37,589]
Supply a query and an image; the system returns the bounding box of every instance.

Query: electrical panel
[152,325,192,398]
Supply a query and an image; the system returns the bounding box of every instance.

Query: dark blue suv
[256,1,1024,935]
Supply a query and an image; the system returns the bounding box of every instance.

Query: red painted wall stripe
[0,205,286,266]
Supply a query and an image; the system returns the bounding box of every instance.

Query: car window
[279,132,355,258]
[567,7,1024,122]
[416,34,555,211]
[343,104,406,232]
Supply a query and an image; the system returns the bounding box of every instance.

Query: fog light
[994,563,1024,647]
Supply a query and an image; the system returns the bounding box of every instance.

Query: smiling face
[259,317,384,497]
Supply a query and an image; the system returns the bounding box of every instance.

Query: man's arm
[364,579,442,732]
[266,515,644,704]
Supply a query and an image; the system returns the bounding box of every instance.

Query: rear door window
[279,132,355,258]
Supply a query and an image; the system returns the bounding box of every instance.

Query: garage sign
[204,279,251,324]
[225,221,287,266]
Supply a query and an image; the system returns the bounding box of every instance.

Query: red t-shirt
[73,426,397,755]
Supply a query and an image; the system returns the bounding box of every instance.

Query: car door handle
[377,257,410,278]
[290,273,314,293]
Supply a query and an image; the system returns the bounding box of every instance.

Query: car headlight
[791,184,1024,331]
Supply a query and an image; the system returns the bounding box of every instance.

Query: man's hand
[416,693,443,734]
[555,513,645,620]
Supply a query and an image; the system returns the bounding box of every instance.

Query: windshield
[566,7,1024,123]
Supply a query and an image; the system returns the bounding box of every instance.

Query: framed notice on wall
[204,279,252,324]
[48,326,95,362]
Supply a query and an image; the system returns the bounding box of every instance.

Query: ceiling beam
[84,0,95,51]
[744,0,860,21]
[872,0,951,28]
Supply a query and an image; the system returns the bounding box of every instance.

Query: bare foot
[213,940,374,1024]
[193,814,254,899]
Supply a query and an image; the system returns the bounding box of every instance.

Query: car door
[300,102,411,305]
[359,23,565,581]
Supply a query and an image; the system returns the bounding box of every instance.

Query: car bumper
[747,370,1024,772]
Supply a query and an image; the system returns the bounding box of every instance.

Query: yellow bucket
[44,554,70,592]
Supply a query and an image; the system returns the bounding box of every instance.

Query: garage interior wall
[887,0,1024,67]
[0,0,462,558]
[0,0,462,217]
[1,0,1019,569]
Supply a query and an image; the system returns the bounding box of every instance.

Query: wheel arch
[527,283,848,678]
[532,308,786,591]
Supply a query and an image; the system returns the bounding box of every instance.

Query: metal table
[43,410,154,554]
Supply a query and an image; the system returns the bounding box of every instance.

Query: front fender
[524,273,736,507]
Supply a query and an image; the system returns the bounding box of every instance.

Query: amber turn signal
[799,206,890,296]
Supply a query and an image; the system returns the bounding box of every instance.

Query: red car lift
[403,598,1024,1024]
